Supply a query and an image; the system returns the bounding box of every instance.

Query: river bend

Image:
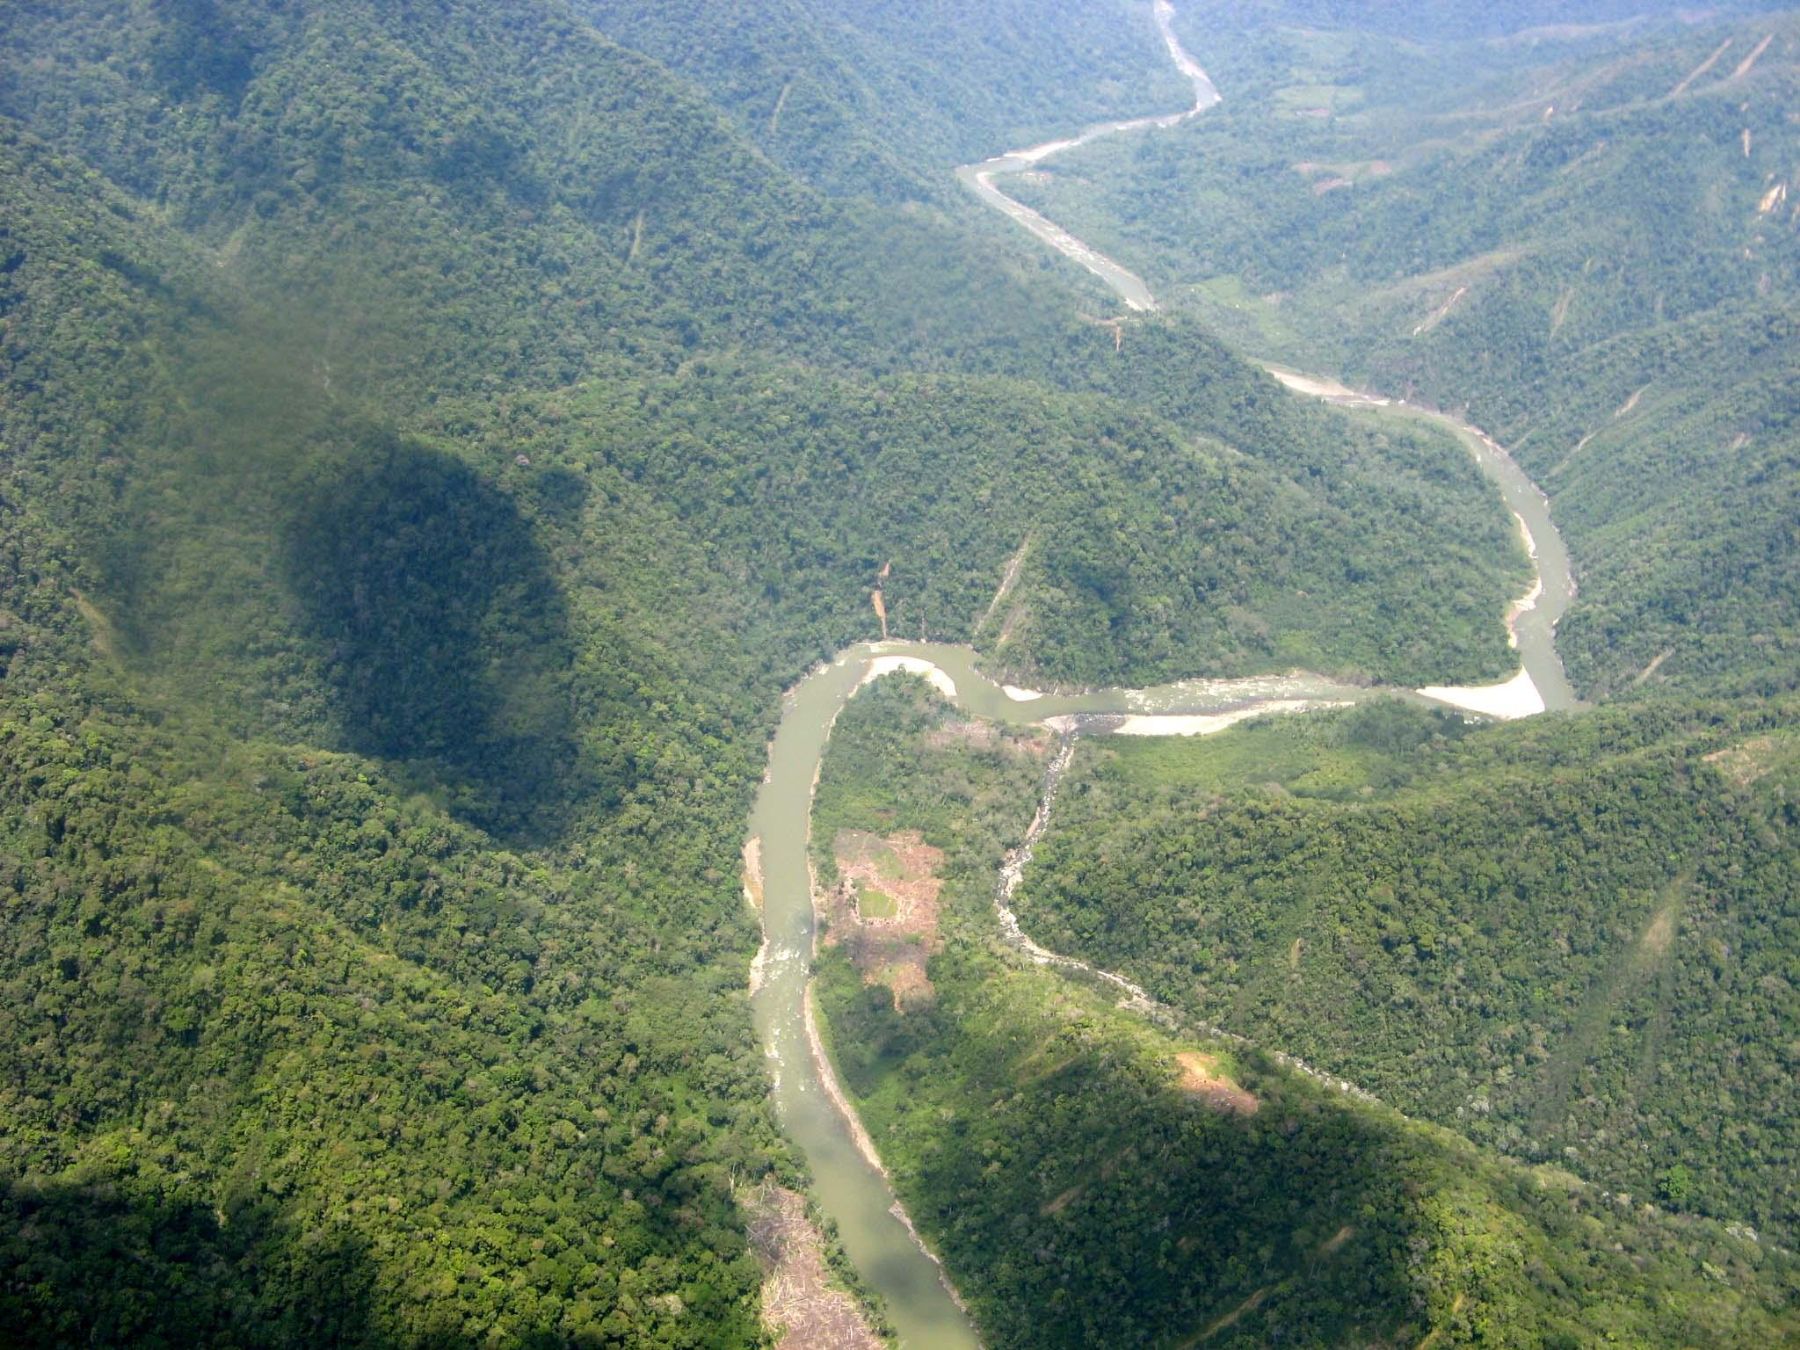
[749,4,1579,1343]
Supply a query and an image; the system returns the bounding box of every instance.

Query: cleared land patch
[1174,1050,1259,1115]
[827,828,946,1008]
[743,1183,885,1350]
[1705,733,1798,787]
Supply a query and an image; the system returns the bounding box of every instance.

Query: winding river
[748,4,1579,1343]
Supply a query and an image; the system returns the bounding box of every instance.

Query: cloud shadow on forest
[0,1179,403,1348]
[284,432,583,845]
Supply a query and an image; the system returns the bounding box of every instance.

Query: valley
[754,13,1584,1328]
[0,1,1794,1345]
[780,2,1796,1342]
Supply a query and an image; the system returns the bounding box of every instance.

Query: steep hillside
[0,119,791,1344]
[1196,0,1793,42]
[471,362,1527,690]
[1010,5,1800,694]
[0,0,1083,386]
[811,678,1800,1347]
[1019,699,1800,1241]
[0,0,1542,1342]
[575,0,1190,197]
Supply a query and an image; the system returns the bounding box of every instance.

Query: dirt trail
[1550,287,1574,336]
[69,589,120,660]
[769,80,794,135]
[1411,285,1468,336]
[1670,37,1733,97]
[1529,873,1690,1132]
[1318,1224,1354,1256]
[979,535,1033,632]
[1181,1286,1272,1346]
[1630,648,1673,687]
[1732,33,1774,81]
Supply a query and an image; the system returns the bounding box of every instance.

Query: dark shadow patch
[529,465,591,522]
[428,126,549,210]
[148,0,259,105]
[285,432,581,843]
[822,952,1432,1347]
[0,1179,398,1348]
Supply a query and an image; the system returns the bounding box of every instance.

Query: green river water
[748,5,1579,1343]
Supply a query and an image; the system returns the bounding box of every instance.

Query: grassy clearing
[857,886,899,919]
[1273,83,1365,115]
[1703,728,1800,789]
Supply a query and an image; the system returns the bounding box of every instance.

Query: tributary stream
[748,5,1579,1343]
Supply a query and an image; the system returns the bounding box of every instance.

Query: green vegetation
[4,0,1797,1340]
[0,692,778,1346]
[0,0,1551,1342]
[1190,0,1789,42]
[482,358,1527,690]
[856,888,899,920]
[1018,698,1800,1239]
[0,0,1533,699]
[574,0,1191,199]
[976,4,1800,1275]
[813,678,1800,1347]
[1011,3,1800,695]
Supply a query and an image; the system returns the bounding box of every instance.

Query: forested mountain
[4,0,1797,1344]
[1019,699,1800,1241]
[1198,0,1795,42]
[1011,3,1800,695]
[811,678,1799,1346]
[0,0,1540,1343]
[573,0,1190,198]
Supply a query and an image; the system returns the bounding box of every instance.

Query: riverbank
[1263,366,1578,718]
[758,2,1580,1340]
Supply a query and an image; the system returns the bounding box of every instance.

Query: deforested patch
[744,1183,886,1350]
[1174,1051,1259,1115]
[827,829,946,1008]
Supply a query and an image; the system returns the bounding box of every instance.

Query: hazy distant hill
[1013,3,1800,695]
[575,0,1190,197]
[1199,0,1796,40]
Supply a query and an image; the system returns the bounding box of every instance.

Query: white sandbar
[1417,667,1546,720]
[1111,700,1328,736]
[860,656,958,700]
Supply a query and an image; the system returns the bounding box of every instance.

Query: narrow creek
[749,4,1580,1343]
